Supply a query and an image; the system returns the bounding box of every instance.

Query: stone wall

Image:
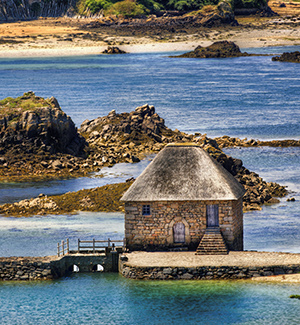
[125,199,243,251]
[50,252,120,278]
[0,257,53,281]
[121,264,300,280]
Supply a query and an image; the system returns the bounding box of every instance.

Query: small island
[170,41,252,59]
[272,51,300,63]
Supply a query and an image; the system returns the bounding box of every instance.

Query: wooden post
[57,242,60,257]
[78,239,80,252]
[108,238,111,248]
[93,238,95,253]
[67,238,69,254]
[62,240,64,255]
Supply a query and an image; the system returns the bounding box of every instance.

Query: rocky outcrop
[0,92,86,157]
[272,51,300,63]
[102,46,127,54]
[80,104,194,164]
[0,92,91,181]
[200,1,237,27]
[171,41,252,59]
[215,135,300,148]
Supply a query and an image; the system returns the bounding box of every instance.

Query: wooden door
[206,204,219,227]
[173,222,185,243]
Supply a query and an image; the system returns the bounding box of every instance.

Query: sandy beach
[1,13,300,58]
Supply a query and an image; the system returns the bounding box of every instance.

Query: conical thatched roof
[121,144,245,202]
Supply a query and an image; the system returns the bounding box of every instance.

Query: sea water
[1,274,300,324]
[0,46,300,139]
[1,49,300,324]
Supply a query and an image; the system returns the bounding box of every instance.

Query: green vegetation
[106,0,149,16]
[76,0,219,15]
[76,0,266,17]
[290,295,300,299]
[231,0,267,9]
[0,92,52,117]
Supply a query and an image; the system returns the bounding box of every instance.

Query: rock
[287,197,296,202]
[0,92,87,157]
[102,46,127,54]
[272,52,300,63]
[52,160,63,169]
[180,272,194,280]
[171,41,251,59]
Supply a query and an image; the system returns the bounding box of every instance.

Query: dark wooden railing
[57,238,69,257]
[57,238,125,256]
[77,238,125,253]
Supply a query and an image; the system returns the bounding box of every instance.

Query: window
[142,205,151,215]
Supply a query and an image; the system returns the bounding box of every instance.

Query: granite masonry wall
[125,198,243,251]
[121,264,300,280]
[0,257,53,281]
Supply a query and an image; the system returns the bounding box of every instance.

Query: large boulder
[171,41,251,59]
[0,92,86,157]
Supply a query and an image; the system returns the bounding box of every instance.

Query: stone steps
[196,228,228,255]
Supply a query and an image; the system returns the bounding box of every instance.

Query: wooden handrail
[58,238,124,255]
[57,238,69,257]
[77,238,124,253]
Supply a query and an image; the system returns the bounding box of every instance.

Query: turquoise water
[1,49,300,324]
[1,274,300,324]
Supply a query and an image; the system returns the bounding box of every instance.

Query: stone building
[121,144,245,254]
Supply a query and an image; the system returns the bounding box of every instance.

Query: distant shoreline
[0,38,298,59]
[1,16,300,58]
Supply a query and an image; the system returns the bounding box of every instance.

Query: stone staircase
[196,227,228,255]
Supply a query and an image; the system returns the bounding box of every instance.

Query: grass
[0,92,54,117]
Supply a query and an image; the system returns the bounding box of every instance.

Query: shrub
[106,0,148,17]
[138,0,164,12]
[77,0,113,14]
[167,0,218,11]
[231,0,267,9]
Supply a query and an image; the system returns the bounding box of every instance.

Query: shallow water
[1,274,300,325]
[0,156,154,204]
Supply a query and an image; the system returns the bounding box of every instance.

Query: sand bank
[1,16,300,58]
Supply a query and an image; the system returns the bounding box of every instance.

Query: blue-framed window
[142,205,151,215]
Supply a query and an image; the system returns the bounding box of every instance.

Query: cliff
[0,0,75,21]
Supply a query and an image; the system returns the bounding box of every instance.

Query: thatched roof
[121,144,245,202]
